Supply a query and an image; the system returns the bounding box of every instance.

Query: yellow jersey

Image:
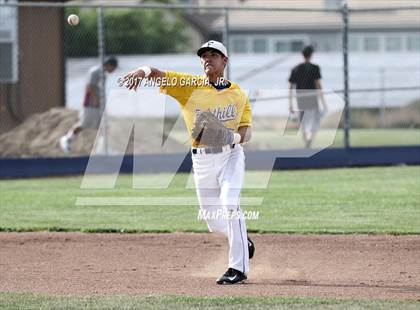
[159,71,252,147]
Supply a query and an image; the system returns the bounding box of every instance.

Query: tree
[65,8,189,57]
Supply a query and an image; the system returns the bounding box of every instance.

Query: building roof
[202,0,420,32]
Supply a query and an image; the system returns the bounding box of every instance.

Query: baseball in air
[67,14,79,26]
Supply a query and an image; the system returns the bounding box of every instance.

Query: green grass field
[248,129,420,149]
[171,128,420,149]
[1,166,419,309]
[0,293,419,310]
[1,166,419,234]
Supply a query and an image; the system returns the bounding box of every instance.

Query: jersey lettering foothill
[289,63,321,110]
[160,71,252,147]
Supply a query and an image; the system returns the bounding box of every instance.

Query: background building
[0,0,66,133]
[182,0,420,54]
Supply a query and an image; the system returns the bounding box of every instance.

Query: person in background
[288,46,327,148]
[60,56,118,153]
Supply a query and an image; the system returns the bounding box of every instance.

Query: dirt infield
[0,233,419,300]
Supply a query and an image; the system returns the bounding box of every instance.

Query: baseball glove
[191,111,234,147]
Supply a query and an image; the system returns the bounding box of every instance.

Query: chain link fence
[0,1,419,158]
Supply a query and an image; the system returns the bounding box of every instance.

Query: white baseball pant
[192,144,249,274]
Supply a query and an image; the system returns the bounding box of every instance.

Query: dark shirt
[289,63,321,110]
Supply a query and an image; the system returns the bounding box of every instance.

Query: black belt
[192,144,235,155]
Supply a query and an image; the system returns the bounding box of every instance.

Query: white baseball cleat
[59,136,72,153]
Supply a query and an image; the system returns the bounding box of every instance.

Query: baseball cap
[197,40,229,58]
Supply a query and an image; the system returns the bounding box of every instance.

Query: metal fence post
[97,6,109,155]
[379,67,386,128]
[342,2,350,149]
[223,7,230,80]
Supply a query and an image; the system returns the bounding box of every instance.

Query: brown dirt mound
[0,108,86,158]
[0,108,184,158]
[0,232,419,300]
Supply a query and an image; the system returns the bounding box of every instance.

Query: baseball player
[59,57,118,153]
[123,40,254,284]
[288,45,327,148]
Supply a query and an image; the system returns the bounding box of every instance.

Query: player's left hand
[191,111,234,147]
